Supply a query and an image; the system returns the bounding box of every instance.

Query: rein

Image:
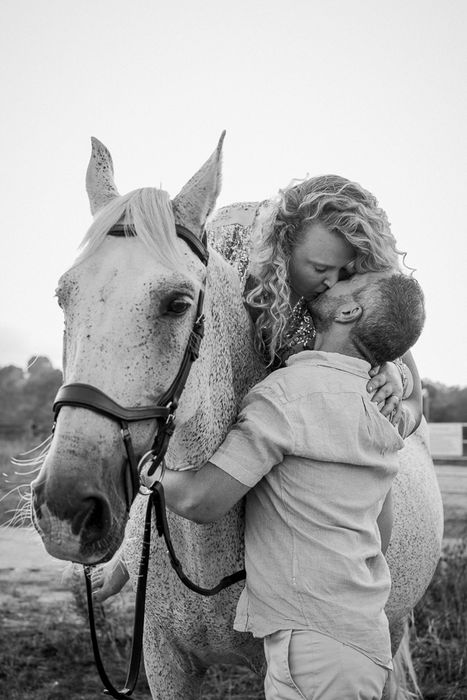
[53,222,245,699]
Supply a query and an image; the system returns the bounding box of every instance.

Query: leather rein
[52,222,245,699]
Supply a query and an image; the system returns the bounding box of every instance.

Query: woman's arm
[367,350,422,436]
[397,350,423,435]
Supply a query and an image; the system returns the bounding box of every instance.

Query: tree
[0,357,62,439]
[422,380,467,422]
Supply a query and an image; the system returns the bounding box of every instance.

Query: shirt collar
[286,350,372,379]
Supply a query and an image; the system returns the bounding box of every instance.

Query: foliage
[423,380,467,423]
[0,357,62,440]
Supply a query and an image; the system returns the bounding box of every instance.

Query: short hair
[350,275,425,365]
[246,174,408,363]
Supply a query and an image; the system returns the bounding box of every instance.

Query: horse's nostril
[71,497,111,544]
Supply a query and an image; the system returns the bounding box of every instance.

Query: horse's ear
[172,131,225,238]
[86,137,120,215]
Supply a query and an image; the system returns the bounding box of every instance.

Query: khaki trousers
[263,629,388,700]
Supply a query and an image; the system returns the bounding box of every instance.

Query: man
[95,271,425,700]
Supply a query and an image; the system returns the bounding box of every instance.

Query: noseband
[52,222,245,699]
[53,222,209,510]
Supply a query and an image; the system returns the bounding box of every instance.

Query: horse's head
[31,134,237,564]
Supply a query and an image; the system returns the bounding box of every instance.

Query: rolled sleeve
[397,405,417,439]
[209,386,294,487]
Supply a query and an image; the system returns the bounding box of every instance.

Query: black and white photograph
[0,2,466,699]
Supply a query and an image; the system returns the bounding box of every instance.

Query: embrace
[31,135,443,700]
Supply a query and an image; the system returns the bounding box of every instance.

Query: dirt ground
[0,527,75,629]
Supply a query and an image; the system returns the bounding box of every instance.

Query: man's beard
[309,293,348,332]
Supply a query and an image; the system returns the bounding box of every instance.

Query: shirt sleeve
[397,404,417,439]
[209,385,294,487]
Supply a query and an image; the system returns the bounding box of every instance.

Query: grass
[0,617,153,700]
[412,539,467,699]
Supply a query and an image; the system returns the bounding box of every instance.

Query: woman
[244,174,421,431]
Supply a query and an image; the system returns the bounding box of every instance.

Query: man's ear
[334,302,363,324]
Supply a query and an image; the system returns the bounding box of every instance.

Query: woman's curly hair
[246,174,408,364]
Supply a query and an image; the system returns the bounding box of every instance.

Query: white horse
[31,136,443,699]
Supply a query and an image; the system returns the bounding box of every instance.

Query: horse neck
[166,252,265,470]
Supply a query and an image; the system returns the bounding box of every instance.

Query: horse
[31,135,444,700]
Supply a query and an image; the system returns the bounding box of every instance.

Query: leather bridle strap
[82,484,246,700]
[83,498,152,699]
[145,287,206,480]
[52,287,205,506]
[53,223,208,508]
[151,482,246,594]
[107,222,209,266]
[53,382,172,511]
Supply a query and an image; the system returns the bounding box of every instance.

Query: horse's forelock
[72,188,192,275]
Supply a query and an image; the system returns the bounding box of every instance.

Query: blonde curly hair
[246,174,407,364]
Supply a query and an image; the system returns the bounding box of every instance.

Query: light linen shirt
[209,350,405,669]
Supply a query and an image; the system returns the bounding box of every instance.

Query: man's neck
[313,330,365,362]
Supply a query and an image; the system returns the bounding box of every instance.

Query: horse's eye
[167,299,191,316]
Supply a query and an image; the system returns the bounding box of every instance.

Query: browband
[107,223,209,266]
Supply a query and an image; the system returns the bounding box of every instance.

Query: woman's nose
[323,271,339,289]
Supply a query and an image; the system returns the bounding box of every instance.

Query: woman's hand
[367,362,404,425]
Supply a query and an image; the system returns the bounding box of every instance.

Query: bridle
[52,222,245,699]
[54,222,210,508]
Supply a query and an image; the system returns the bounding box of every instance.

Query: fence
[428,423,467,461]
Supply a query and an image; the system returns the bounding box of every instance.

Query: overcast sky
[1,0,466,386]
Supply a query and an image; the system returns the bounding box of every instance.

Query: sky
[1,0,466,386]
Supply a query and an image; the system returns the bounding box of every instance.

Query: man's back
[210,350,404,669]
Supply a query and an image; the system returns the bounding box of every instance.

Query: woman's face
[288,221,355,303]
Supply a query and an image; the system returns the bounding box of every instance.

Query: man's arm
[162,463,251,523]
[160,382,293,524]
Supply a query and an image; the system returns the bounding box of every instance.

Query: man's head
[310,272,425,364]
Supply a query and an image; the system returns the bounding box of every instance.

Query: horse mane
[72,188,190,274]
